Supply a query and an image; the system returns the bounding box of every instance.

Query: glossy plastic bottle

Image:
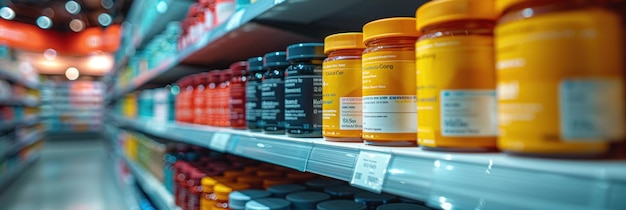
[322,32,366,142]
[246,57,265,132]
[496,0,625,156]
[200,176,218,210]
[415,0,498,151]
[261,51,289,134]
[194,73,209,125]
[218,70,232,127]
[285,43,326,137]
[361,17,420,146]
[206,71,221,126]
[229,61,248,129]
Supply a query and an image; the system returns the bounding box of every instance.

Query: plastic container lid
[247,56,265,72]
[353,191,397,207]
[257,170,284,178]
[224,170,247,180]
[323,185,363,199]
[305,179,345,191]
[286,191,331,209]
[263,51,289,68]
[416,0,497,31]
[200,176,218,193]
[263,177,294,189]
[267,184,307,198]
[229,189,272,209]
[214,182,251,200]
[495,0,529,15]
[317,200,367,210]
[376,203,431,210]
[324,32,366,54]
[286,43,326,61]
[220,69,232,82]
[245,198,291,210]
[362,17,420,43]
[237,175,264,189]
[244,166,264,174]
[230,61,248,76]
[208,70,221,83]
[194,73,209,86]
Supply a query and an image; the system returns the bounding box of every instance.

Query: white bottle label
[340,97,362,130]
[440,90,498,136]
[559,79,625,141]
[363,95,417,133]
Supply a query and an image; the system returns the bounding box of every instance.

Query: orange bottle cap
[224,170,247,179]
[202,177,219,193]
[362,17,420,43]
[416,0,497,31]
[263,177,294,189]
[324,32,366,54]
[257,170,284,178]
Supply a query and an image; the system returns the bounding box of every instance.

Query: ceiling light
[43,49,57,60]
[0,7,15,20]
[65,67,79,80]
[65,1,81,15]
[69,19,85,32]
[101,0,114,9]
[156,1,168,14]
[36,16,52,29]
[97,13,112,26]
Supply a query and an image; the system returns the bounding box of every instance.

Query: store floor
[0,137,128,210]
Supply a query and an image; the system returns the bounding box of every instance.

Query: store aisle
[0,138,127,210]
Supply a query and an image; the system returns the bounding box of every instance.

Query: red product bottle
[178,77,195,123]
[229,61,248,129]
[187,170,207,210]
[218,70,232,127]
[193,73,209,125]
[206,71,221,126]
[175,162,191,207]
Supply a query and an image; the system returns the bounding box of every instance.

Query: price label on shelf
[350,151,392,193]
[226,9,246,31]
[210,133,232,152]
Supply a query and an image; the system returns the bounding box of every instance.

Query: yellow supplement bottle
[496,0,625,156]
[322,32,366,142]
[361,17,420,146]
[415,0,498,151]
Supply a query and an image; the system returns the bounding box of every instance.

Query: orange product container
[496,0,625,156]
[415,0,498,151]
[256,170,283,178]
[229,61,249,129]
[218,70,232,127]
[200,176,219,210]
[237,175,264,189]
[212,182,250,209]
[194,73,209,125]
[223,170,247,181]
[206,71,221,126]
[181,77,196,123]
[263,177,294,189]
[322,32,366,142]
[361,17,420,146]
[243,166,263,174]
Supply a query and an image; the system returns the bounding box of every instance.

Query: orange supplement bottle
[206,71,221,126]
[322,32,366,142]
[496,0,625,156]
[361,17,420,146]
[194,73,209,125]
[415,0,498,151]
[218,70,232,127]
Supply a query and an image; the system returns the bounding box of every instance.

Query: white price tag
[350,151,392,193]
[225,9,246,31]
[210,133,232,152]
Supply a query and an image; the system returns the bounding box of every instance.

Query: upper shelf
[110,114,626,210]
[107,0,425,102]
[0,69,39,89]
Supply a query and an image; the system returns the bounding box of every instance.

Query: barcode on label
[367,176,379,184]
[354,172,362,180]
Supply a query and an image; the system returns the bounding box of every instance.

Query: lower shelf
[122,154,179,210]
[0,155,39,191]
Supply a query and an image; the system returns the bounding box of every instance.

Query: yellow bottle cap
[362,17,420,43]
[214,182,250,200]
[416,0,497,31]
[201,177,219,193]
[324,32,366,54]
[495,0,530,15]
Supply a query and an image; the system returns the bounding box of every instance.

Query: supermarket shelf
[0,69,39,89]
[0,155,39,190]
[122,154,179,210]
[111,114,626,210]
[0,97,40,107]
[0,130,43,160]
[0,116,41,131]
